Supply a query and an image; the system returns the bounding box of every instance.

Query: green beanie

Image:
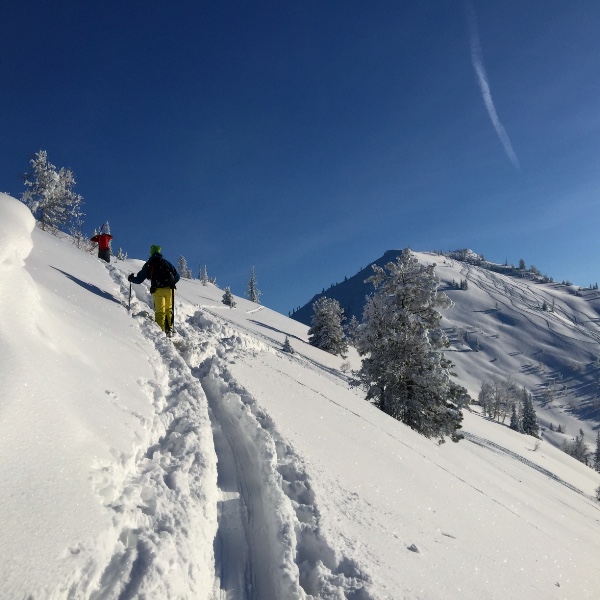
[150,244,162,256]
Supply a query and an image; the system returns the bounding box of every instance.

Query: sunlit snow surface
[1,193,599,599]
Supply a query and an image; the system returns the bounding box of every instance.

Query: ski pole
[128,282,132,313]
[172,287,176,333]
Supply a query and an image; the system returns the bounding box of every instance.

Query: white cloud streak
[467,5,520,169]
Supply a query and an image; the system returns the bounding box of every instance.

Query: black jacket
[130,253,180,290]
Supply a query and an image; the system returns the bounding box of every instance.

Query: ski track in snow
[176,306,375,599]
[463,431,591,498]
[76,267,375,599]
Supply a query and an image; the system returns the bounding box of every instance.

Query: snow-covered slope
[2,193,600,599]
[293,249,600,449]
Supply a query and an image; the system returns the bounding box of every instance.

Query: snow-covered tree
[178,255,192,279]
[246,266,262,303]
[116,247,127,261]
[21,150,84,233]
[308,297,348,357]
[562,429,589,465]
[199,264,208,285]
[478,377,520,423]
[69,212,88,250]
[355,250,468,443]
[344,315,360,345]
[594,431,600,473]
[222,287,236,308]
[282,336,295,354]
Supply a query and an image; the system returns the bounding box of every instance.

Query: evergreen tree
[222,287,236,308]
[21,150,84,232]
[594,431,600,473]
[308,297,348,357]
[199,265,208,286]
[355,250,468,443]
[116,247,126,261]
[563,429,589,465]
[246,266,262,303]
[521,388,540,437]
[69,212,87,250]
[282,336,295,354]
[178,255,192,278]
[344,315,361,345]
[509,403,520,431]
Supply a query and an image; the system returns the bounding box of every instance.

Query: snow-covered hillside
[293,250,600,450]
[2,193,600,599]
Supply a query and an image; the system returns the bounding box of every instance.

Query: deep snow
[1,193,600,599]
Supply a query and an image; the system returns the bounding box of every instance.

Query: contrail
[467,5,519,169]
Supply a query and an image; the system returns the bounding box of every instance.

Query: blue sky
[2,1,600,314]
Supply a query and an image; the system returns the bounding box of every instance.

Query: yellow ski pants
[152,287,173,332]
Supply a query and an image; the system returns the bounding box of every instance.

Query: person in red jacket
[91,224,113,263]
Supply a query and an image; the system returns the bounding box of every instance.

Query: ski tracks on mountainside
[80,266,374,599]
[461,264,600,347]
[463,432,589,497]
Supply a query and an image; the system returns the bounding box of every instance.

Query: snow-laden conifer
[178,255,192,279]
[355,249,468,443]
[344,315,360,345]
[222,287,236,308]
[282,336,295,354]
[247,266,262,303]
[199,264,208,285]
[21,150,84,233]
[308,297,348,357]
[563,429,589,465]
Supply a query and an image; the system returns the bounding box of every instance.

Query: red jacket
[91,233,113,251]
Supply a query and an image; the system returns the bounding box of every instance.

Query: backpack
[149,256,178,289]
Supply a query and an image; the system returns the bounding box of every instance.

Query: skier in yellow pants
[152,287,174,333]
[128,245,180,336]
